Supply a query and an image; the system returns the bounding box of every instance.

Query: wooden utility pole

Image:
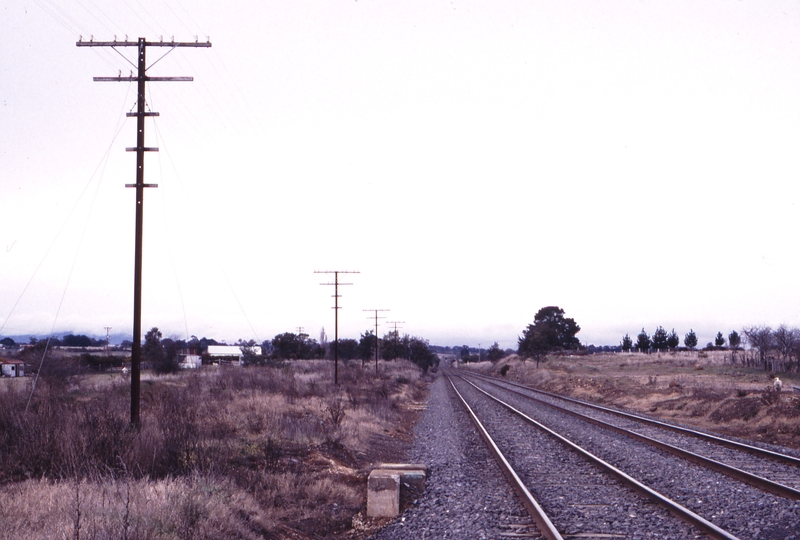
[386,321,405,360]
[316,270,359,384]
[104,326,112,356]
[77,36,211,426]
[364,309,389,373]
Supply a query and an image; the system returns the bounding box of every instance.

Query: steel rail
[464,370,800,467]
[445,373,563,540]
[451,372,740,540]
[460,371,800,500]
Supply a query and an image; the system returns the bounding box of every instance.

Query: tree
[144,327,178,374]
[518,306,581,367]
[742,326,773,370]
[772,325,797,362]
[382,330,404,360]
[728,330,741,350]
[271,332,322,359]
[332,338,357,361]
[636,328,651,353]
[358,331,377,367]
[0,337,16,348]
[684,329,698,350]
[241,345,264,366]
[620,334,633,353]
[666,329,680,351]
[714,332,726,348]
[652,326,668,352]
[486,342,505,362]
[409,337,438,373]
[459,345,471,362]
[62,334,93,347]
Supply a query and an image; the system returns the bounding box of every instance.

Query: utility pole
[77,36,211,426]
[364,309,389,373]
[386,321,405,360]
[316,270,359,385]
[104,326,112,356]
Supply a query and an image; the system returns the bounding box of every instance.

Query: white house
[1,360,25,377]
[206,345,261,365]
[178,353,202,369]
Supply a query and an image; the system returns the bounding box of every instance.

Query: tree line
[138,327,439,374]
[619,327,742,353]
[0,334,109,349]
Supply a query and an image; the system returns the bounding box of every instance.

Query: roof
[206,345,261,356]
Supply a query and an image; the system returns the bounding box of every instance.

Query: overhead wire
[72,0,117,37]
[1,84,133,336]
[25,88,132,410]
[149,87,191,341]
[150,111,261,345]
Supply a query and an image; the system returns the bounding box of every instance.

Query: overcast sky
[2,0,800,349]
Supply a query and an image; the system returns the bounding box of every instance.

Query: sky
[2,0,800,350]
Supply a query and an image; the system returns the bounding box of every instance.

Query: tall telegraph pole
[386,321,405,360]
[316,270,359,384]
[364,309,389,373]
[77,37,211,426]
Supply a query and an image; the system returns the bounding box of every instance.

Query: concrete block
[367,470,400,517]
[377,463,430,477]
[399,469,427,507]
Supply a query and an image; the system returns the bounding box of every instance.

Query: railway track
[445,369,800,539]
[460,370,800,496]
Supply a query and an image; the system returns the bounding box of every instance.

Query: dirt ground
[475,351,800,451]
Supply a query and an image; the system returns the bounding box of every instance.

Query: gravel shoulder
[370,373,537,540]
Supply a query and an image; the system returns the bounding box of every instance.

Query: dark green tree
[382,330,404,360]
[621,334,633,352]
[238,339,264,366]
[666,329,680,351]
[486,342,505,362]
[144,327,179,374]
[62,334,92,347]
[652,326,668,352]
[459,345,471,362]
[714,332,726,348]
[636,328,651,353]
[518,306,581,367]
[335,338,359,361]
[0,337,16,348]
[358,331,377,367]
[409,337,438,373]
[272,332,303,359]
[728,330,741,350]
[684,329,698,350]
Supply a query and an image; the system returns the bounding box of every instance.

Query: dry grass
[0,359,430,539]
[480,352,800,449]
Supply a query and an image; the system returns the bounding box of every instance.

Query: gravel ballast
[459,372,800,540]
[370,374,539,540]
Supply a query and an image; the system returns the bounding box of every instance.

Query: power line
[364,309,389,374]
[386,321,405,360]
[315,270,359,385]
[77,36,211,427]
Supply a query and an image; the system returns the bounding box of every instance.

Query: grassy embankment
[473,351,800,450]
[0,359,429,539]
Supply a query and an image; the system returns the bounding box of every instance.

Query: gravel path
[370,374,540,540]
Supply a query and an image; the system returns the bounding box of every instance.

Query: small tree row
[620,328,742,353]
